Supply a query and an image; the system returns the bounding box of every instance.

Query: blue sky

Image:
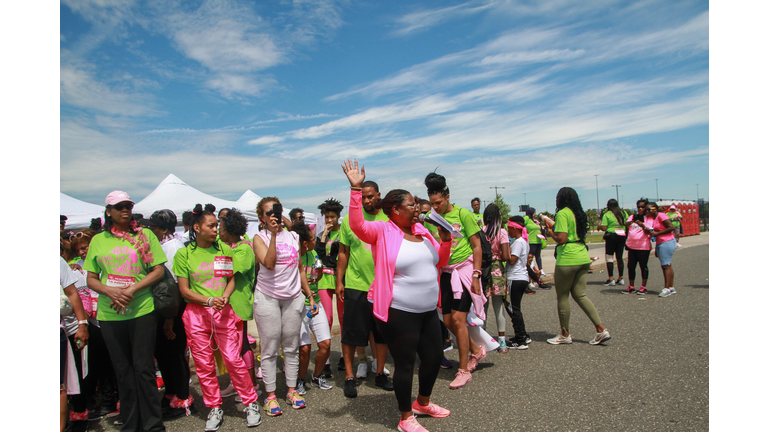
[59,0,709,214]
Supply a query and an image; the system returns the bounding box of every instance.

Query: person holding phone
[174,204,261,431]
[646,202,677,297]
[252,197,318,417]
[623,198,652,294]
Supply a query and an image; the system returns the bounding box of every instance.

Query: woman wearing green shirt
[599,199,628,287]
[543,187,611,346]
[83,191,167,432]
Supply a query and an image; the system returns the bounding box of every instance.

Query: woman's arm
[86,271,133,310]
[547,226,569,245]
[335,243,349,302]
[651,219,675,237]
[212,276,236,311]
[500,242,511,263]
[178,277,216,306]
[252,219,278,270]
[63,283,89,348]
[342,159,384,244]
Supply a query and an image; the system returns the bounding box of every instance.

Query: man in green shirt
[336,180,393,398]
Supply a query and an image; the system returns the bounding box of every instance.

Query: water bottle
[302,305,317,325]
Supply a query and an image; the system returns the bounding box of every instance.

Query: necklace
[111,221,154,264]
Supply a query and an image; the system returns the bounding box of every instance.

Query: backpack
[151,265,181,319]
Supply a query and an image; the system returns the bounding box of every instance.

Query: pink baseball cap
[105,190,134,206]
[669,205,676,210]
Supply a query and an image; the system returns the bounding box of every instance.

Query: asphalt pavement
[88,237,709,432]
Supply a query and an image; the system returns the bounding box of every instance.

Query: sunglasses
[69,232,90,241]
[113,202,134,211]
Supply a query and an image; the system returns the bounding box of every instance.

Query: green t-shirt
[339,208,389,291]
[472,212,484,228]
[524,216,542,245]
[601,210,628,233]
[317,230,341,291]
[666,211,681,228]
[554,207,590,266]
[83,228,168,321]
[172,241,234,301]
[430,205,481,265]
[301,250,321,306]
[229,240,255,321]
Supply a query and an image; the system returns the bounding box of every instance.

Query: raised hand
[341,159,365,188]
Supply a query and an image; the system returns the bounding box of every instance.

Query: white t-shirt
[161,237,185,282]
[506,238,530,281]
[60,257,80,335]
[390,238,440,313]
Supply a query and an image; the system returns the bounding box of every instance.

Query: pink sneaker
[448,368,472,389]
[397,416,429,432]
[466,346,487,372]
[412,400,450,418]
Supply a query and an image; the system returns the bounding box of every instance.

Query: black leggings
[604,233,626,278]
[87,323,119,410]
[155,305,190,400]
[529,243,543,270]
[507,280,529,343]
[626,248,650,282]
[375,308,443,412]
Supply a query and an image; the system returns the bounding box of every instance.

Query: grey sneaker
[311,375,333,390]
[617,279,625,286]
[244,402,262,427]
[295,378,307,395]
[659,288,673,298]
[669,287,677,295]
[205,407,223,431]
[589,329,611,345]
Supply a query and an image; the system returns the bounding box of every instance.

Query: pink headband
[507,221,529,242]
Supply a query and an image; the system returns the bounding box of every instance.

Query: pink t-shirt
[625,215,651,251]
[255,229,302,300]
[652,212,676,244]
[483,225,510,259]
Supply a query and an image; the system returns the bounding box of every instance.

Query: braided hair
[555,187,588,243]
[190,203,218,251]
[483,203,503,241]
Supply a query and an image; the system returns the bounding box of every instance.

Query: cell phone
[635,214,645,223]
[271,203,283,222]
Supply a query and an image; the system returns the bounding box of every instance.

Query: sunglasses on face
[113,203,134,211]
[69,232,90,241]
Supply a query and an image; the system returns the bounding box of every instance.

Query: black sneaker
[344,378,357,398]
[538,282,551,289]
[322,363,333,378]
[337,356,346,371]
[375,373,394,391]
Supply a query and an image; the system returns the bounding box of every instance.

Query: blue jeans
[656,240,676,266]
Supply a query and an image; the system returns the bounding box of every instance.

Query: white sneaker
[540,271,547,277]
[617,279,625,286]
[659,288,673,298]
[589,329,611,345]
[221,383,237,398]
[547,334,572,345]
[244,402,261,427]
[356,363,368,379]
[676,242,682,248]
[602,280,615,286]
[669,287,677,295]
[205,407,223,431]
[371,359,391,376]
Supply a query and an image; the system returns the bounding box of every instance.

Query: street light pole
[594,174,600,210]
[489,186,505,199]
[523,193,527,205]
[696,184,699,201]
[611,184,620,201]
[655,178,659,201]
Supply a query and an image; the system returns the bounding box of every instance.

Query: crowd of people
[59,160,679,432]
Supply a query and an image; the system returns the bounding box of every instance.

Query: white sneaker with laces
[669,287,677,295]
[244,402,262,427]
[589,329,611,345]
[659,288,673,298]
[547,334,572,345]
[372,359,391,376]
[617,279,625,286]
[205,407,223,431]
[356,363,368,379]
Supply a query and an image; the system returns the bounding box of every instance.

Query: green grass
[585,234,605,243]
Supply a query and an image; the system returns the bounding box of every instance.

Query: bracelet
[472,269,482,274]
[78,320,88,326]
[472,274,481,279]
[350,186,362,191]
[206,297,213,306]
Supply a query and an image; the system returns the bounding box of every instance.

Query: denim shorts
[656,239,676,266]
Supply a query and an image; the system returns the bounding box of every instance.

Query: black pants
[626,248,650,282]
[507,280,529,344]
[101,313,165,432]
[527,266,541,284]
[376,308,443,412]
[154,304,190,401]
[67,332,90,413]
[87,323,119,410]
[604,233,626,278]
[529,243,543,270]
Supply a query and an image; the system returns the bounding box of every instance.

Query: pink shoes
[411,400,450,418]
[449,368,472,389]
[398,416,429,432]
[467,346,487,372]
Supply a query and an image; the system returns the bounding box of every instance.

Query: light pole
[655,178,659,201]
[594,174,600,210]
[523,193,527,205]
[696,184,699,202]
[489,186,505,199]
[611,184,620,201]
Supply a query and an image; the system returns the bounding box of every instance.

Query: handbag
[151,266,181,319]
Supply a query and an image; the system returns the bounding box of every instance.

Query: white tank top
[390,238,440,313]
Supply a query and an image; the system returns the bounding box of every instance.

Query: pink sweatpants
[318,289,343,334]
[183,303,258,407]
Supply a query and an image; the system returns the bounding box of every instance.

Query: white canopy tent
[60,193,105,230]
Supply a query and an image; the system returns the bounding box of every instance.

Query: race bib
[106,274,135,288]
[537,234,546,240]
[614,229,626,236]
[214,256,234,278]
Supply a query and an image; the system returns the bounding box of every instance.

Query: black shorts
[439,272,472,315]
[60,328,67,387]
[604,232,626,256]
[341,289,385,346]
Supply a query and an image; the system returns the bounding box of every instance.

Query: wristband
[472,274,481,279]
[350,186,362,191]
[206,297,213,306]
[78,320,88,326]
[472,269,482,274]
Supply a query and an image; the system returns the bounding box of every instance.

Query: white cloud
[392,0,494,36]
[60,64,158,117]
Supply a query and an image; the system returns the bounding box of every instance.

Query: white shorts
[299,303,331,346]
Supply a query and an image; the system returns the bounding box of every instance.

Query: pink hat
[669,204,676,210]
[105,190,134,206]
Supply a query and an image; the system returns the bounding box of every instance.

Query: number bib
[614,229,626,236]
[106,274,135,288]
[214,256,234,278]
